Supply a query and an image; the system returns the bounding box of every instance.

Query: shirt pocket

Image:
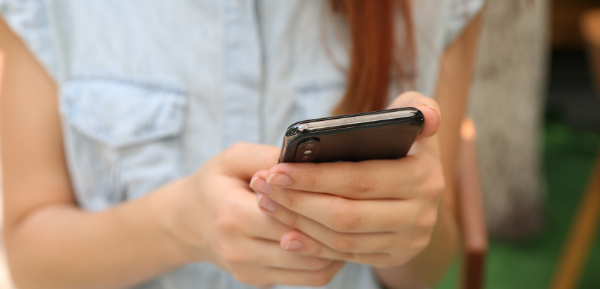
[59,78,188,211]
[294,80,346,121]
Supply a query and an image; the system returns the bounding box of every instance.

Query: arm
[1,18,340,289]
[0,19,190,289]
[374,10,484,288]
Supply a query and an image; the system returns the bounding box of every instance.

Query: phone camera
[295,138,321,162]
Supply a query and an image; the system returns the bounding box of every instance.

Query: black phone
[278,107,424,163]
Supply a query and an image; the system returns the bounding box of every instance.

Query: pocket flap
[60,79,187,148]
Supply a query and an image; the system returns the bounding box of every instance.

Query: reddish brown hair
[330,0,415,115]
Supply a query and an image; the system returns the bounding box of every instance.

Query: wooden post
[458,118,488,289]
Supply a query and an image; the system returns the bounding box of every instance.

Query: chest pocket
[60,78,188,211]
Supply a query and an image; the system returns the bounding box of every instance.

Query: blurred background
[438,0,600,288]
[1,0,600,288]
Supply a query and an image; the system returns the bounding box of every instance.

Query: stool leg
[550,149,600,289]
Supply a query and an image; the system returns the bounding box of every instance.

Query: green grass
[436,118,600,289]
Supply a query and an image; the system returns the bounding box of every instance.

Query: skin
[0,9,482,289]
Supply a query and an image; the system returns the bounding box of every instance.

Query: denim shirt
[1,1,483,288]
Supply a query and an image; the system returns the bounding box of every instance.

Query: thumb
[387,91,441,139]
[218,142,281,180]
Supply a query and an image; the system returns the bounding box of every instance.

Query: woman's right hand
[163,142,345,288]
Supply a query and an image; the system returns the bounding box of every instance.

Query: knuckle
[216,214,241,234]
[347,172,373,196]
[329,199,362,232]
[331,211,362,232]
[330,236,357,252]
[222,250,246,265]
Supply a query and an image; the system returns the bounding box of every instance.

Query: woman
[0,1,484,288]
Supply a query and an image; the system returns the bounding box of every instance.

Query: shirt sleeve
[444,0,486,46]
[0,0,59,81]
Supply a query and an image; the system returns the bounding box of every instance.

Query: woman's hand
[250,91,444,268]
[165,142,345,287]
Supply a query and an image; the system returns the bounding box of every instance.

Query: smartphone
[278,107,424,163]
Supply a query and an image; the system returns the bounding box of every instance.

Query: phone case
[279,107,424,163]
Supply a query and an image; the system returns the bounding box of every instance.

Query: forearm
[374,205,459,289]
[4,178,191,289]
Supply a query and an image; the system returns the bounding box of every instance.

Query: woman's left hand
[250,91,445,268]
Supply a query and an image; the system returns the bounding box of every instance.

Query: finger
[257,194,401,253]
[232,260,346,287]
[218,142,280,180]
[256,181,424,233]
[257,153,441,199]
[235,188,294,241]
[250,169,269,192]
[269,260,346,286]
[244,238,333,270]
[387,91,441,138]
[280,230,418,268]
[388,92,442,157]
[280,230,354,260]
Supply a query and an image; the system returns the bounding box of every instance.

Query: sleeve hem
[0,0,59,82]
[444,0,486,47]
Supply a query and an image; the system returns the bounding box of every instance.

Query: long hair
[329,0,415,115]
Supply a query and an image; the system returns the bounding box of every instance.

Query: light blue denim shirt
[1,1,484,288]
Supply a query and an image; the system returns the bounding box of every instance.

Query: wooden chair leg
[457,118,488,289]
[550,149,600,289]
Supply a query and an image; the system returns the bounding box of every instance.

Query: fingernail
[258,195,277,212]
[425,105,442,124]
[285,240,303,250]
[267,173,291,186]
[250,177,272,195]
[249,177,258,189]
